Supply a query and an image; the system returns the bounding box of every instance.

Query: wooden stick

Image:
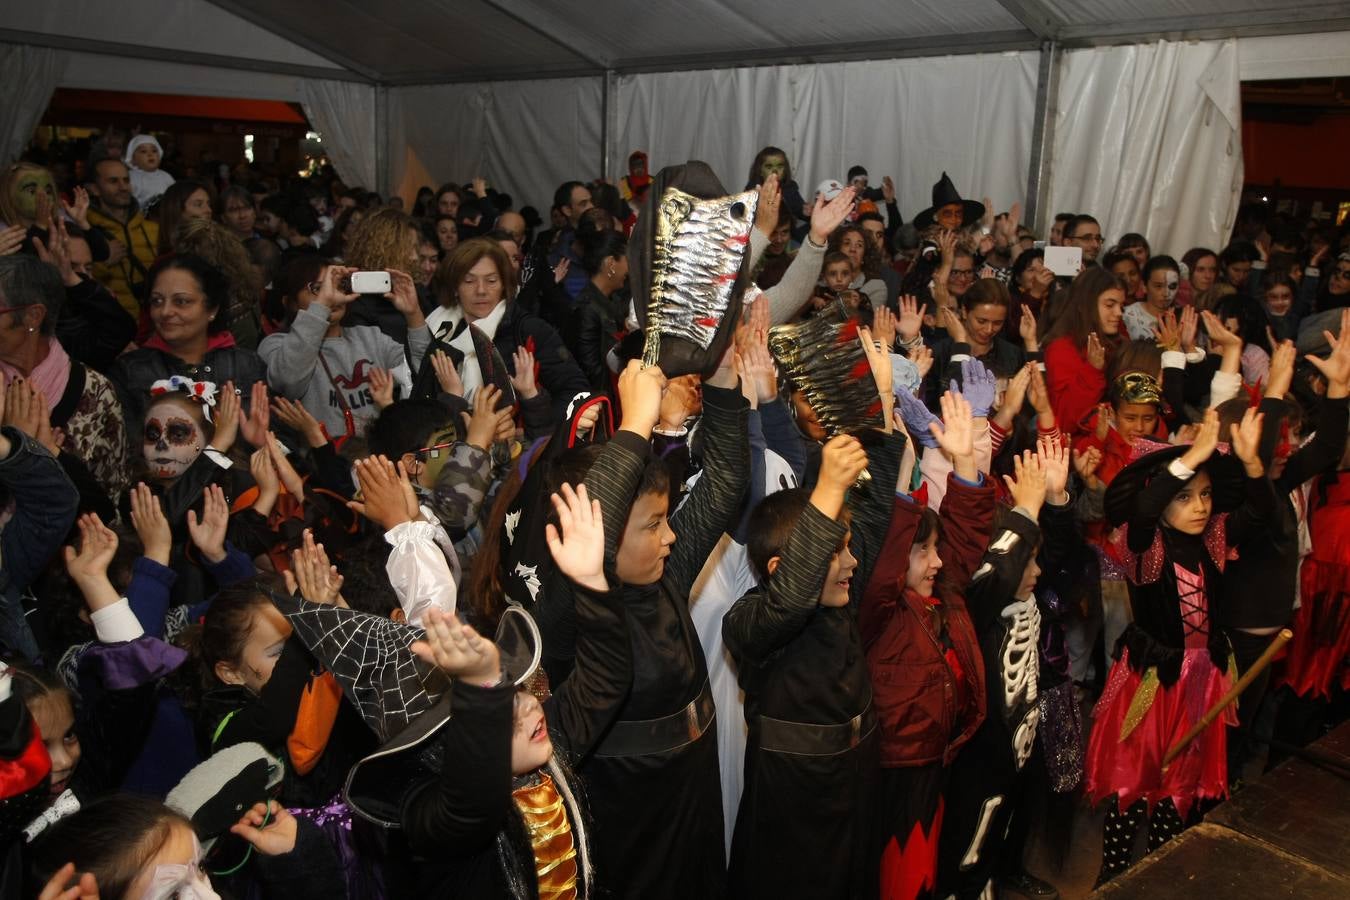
[1162,628,1292,770]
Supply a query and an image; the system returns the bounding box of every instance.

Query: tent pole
[1024,39,1061,236]
[601,69,617,181]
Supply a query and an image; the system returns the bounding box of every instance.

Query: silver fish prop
[641,186,758,371]
[768,302,884,435]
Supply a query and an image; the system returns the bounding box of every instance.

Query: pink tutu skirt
[1084,648,1234,819]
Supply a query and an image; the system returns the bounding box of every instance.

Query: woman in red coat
[1041,269,1126,440]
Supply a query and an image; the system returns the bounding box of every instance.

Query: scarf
[142,330,237,356]
[0,338,70,414]
[428,300,507,399]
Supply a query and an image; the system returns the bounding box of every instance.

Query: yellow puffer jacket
[86,205,159,319]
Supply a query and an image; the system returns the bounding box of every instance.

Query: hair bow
[149,376,219,421]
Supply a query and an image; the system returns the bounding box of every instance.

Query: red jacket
[859,474,993,767]
[1044,335,1106,441]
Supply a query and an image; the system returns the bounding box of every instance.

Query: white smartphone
[1043,246,1083,278]
[349,270,392,294]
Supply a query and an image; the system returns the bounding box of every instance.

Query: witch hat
[913,172,985,230]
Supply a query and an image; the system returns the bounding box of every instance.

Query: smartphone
[348,271,392,294]
[1043,246,1083,278]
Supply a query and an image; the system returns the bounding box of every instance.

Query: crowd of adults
[0,128,1347,900]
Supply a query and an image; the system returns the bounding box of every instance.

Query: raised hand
[349,455,414,531]
[1072,444,1103,488]
[909,344,934,381]
[1230,407,1266,476]
[1094,402,1113,441]
[938,305,969,344]
[429,349,464,397]
[755,172,781,238]
[895,388,942,449]
[871,306,898,350]
[1153,309,1181,351]
[1039,436,1070,504]
[129,482,172,565]
[953,358,997,418]
[369,367,395,409]
[249,446,280,516]
[1179,408,1221,471]
[510,347,539,400]
[1018,303,1039,350]
[740,326,778,405]
[1305,308,1350,399]
[316,265,359,309]
[897,294,926,343]
[266,434,304,502]
[1265,339,1296,399]
[930,390,976,465]
[285,529,345,606]
[1085,332,1106,370]
[1201,310,1242,351]
[1179,305,1199,353]
[230,800,299,858]
[659,374,701,432]
[270,396,327,448]
[34,215,78,287]
[238,382,271,449]
[186,484,230,564]
[462,384,514,451]
[63,513,118,586]
[383,269,425,326]
[857,325,893,426]
[881,175,895,204]
[212,382,241,454]
[411,608,502,683]
[1003,450,1048,519]
[813,433,868,518]
[60,186,91,230]
[993,364,1032,431]
[1026,365,1053,422]
[808,186,859,246]
[0,225,30,263]
[36,862,99,900]
[616,360,667,439]
[544,483,608,593]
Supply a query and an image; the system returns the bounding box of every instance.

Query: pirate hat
[913,172,986,230]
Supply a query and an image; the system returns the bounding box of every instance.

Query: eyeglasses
[411,440,456,462]
[1074,234,1105,244]
[950,268,976,279]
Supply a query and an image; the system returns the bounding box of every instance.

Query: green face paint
[13,170,55,222]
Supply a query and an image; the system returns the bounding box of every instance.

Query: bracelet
[805,233,827,250]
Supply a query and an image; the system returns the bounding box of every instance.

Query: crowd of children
[0,140,1349,900]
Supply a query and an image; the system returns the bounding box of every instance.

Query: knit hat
[816,179,845,202]
[165,743,283,855]
[123,134,164,170]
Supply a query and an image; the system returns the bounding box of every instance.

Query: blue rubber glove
[895,389,942,449]
[951,358,998,418]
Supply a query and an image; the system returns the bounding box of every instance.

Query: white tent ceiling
[5,0,1350,85]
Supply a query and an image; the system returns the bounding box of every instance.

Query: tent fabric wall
[1049,39,1243,258]
[0,44,60,165]
[390,77,603,214]
[301,80,378,189]
[611,52,1040,222]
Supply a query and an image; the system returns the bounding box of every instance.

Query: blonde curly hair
[343,207,420,273]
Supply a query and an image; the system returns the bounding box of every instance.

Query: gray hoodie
[259,303,431,438]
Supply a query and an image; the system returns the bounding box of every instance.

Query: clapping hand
[1003,450,1048,519]
[129,482,172,566]
[411,608,502,683]
[284,529,346,606]
[186,484,230,564]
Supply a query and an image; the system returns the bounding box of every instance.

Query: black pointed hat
[913,172,985,230]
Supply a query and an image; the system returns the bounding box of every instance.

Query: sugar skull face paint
[143,397,204,481]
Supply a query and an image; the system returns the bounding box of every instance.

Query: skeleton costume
[1085,440,1277,883]
[937,498,1076,900]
